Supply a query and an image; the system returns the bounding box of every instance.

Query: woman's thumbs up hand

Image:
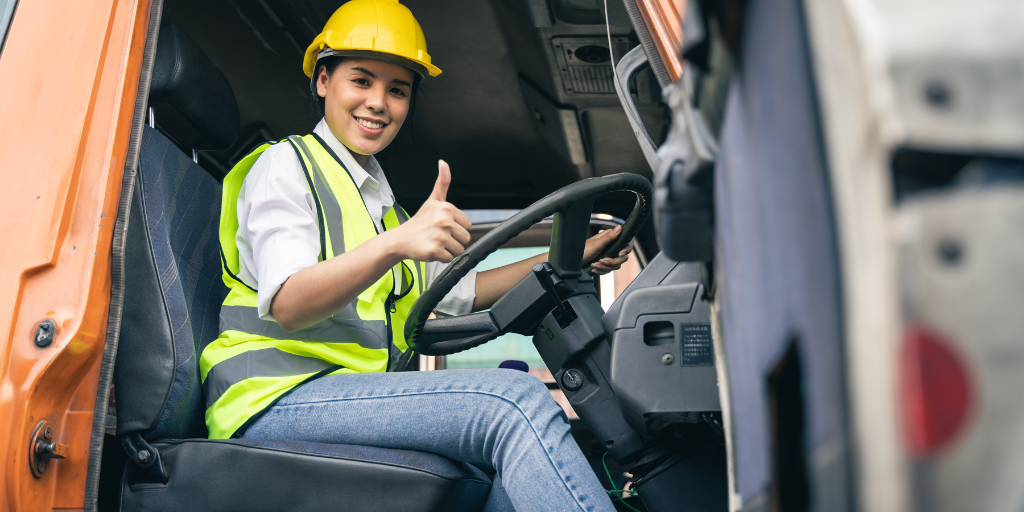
[428,158,451,202]
[388,160,472,263]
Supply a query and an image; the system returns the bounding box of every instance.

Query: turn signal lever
[532,263,578,328]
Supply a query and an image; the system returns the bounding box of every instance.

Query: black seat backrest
[149,23,240,151]
[114,23,237,441]
[115,128,226,439]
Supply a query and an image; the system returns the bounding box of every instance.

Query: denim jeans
[242,368,615,512]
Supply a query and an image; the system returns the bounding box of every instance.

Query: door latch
[29,421,67,478]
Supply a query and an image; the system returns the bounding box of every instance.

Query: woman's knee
[481,371,571,466]
[485,368,550,397]
[484,369,564,419]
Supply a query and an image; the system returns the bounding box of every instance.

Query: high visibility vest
[201,134,426,439]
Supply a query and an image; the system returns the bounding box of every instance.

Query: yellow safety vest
[200,134,426,439]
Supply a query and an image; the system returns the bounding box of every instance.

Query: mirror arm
[614,45,660,172]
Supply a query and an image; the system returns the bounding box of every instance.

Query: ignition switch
[561,368,585,391]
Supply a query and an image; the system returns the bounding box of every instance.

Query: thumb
[596,225,622,248]
[586,225,622,262]
[429,160,451,202]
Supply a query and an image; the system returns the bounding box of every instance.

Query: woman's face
[317,58,414,160]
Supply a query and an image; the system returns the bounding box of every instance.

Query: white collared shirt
[236,119,477,321]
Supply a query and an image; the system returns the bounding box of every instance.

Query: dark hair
[309,56,422,141]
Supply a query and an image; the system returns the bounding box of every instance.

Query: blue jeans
[242,368,615,512]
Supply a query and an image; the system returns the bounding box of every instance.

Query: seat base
[120,438,491,512]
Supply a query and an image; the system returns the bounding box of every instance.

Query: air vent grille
[553,37,630,95]
[568,67,616,94]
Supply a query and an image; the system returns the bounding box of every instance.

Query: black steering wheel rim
[405,173,653,356]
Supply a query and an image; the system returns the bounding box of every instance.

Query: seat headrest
[150,24,240,150]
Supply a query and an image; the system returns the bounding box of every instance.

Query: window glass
[445,246,549,370]
[0,0,17,53]
[465,209,520,224]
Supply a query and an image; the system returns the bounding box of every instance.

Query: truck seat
[113,23,490,511]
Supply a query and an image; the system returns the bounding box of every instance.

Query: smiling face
[316,57,415,165]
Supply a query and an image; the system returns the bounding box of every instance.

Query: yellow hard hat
[303,0,441,79]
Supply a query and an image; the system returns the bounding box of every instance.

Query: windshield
[0,0,17,54]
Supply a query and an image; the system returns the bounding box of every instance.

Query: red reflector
[900,325,973,456]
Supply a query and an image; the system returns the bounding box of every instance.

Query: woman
[201,1,631,510]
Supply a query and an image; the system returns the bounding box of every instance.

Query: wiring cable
[603,452,642,512]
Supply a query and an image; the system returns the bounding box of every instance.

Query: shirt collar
[314,119,369,187]
[314,119,395,208]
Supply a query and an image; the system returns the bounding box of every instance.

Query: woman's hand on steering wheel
[387,160,472,263]
[583,225,633,275]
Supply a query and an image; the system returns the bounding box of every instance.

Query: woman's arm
[272,161,470,332]
[270,231,405,332]
[471,224,632,311]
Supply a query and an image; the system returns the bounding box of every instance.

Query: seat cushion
[120,439,491,512]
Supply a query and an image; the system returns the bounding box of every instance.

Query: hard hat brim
[314,48,433,78]
[303,39,441,79]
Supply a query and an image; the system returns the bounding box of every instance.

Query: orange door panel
[635,0,687,82]
[0,0,150,509]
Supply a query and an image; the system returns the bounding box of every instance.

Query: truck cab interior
[156,0,669,233]
[101,0,730,510]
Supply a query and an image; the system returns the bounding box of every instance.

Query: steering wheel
[405,173,653,356]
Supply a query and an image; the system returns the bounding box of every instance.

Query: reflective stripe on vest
[204,347,336,406]
[201,134,425,439]
[218,304,387,348]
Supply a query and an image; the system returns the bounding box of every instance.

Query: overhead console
[492,0,669,179]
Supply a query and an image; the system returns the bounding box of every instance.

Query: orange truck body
[0,0,151,509]
[635,0,685,81]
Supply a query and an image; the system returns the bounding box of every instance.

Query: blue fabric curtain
[714,0,853,508]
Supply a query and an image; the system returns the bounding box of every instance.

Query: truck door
[0,0,157,509]
[615,2,857,512]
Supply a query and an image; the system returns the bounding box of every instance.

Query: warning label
[681,324,714,367]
